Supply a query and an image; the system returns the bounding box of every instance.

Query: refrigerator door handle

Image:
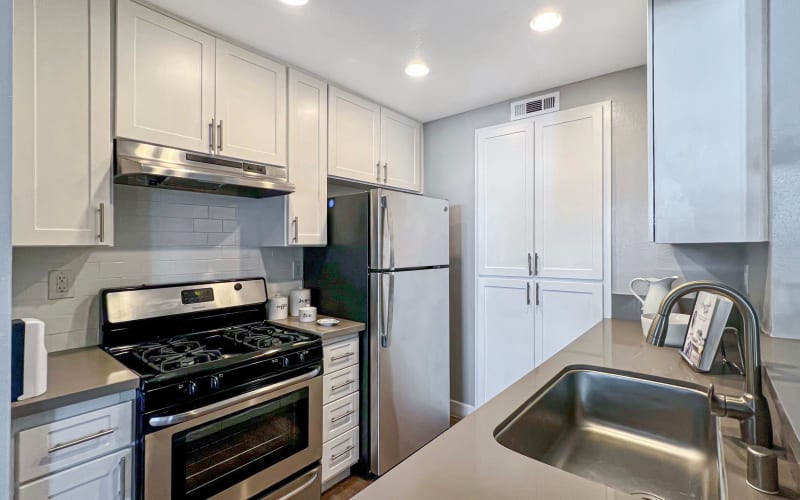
[381,272,395,348]
[380,195,395,270]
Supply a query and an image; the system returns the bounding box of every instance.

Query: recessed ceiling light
[529,11,562,32]
[405,62,430,77]
[280,0,308,6]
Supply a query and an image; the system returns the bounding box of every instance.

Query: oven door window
[172,388,309,499]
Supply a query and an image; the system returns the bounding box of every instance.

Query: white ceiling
[145,0,647,122]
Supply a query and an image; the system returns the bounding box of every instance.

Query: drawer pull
[47,427,116,453]
[330,409,355,424]
[331,445,356,461]
[330,352,355,362]
[331,379,355,391]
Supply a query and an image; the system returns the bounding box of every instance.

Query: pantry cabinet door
[12,0,113,246]
[116,0,215,153]
[380,108,422,192]
[328,87,381,184]
[216,40,287,166]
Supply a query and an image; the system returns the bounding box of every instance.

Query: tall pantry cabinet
[475,102,610,405]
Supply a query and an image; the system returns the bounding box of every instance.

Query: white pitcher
[629,276,680,315]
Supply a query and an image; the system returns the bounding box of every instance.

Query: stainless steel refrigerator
[304,188,450,476]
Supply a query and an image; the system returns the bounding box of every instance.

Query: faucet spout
[645,280,772,449]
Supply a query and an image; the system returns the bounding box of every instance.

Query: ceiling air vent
[510,92,560,121]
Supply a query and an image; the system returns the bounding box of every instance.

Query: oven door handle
[148,366,321,428]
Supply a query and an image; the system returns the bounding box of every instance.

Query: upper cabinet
[649,0,768,243]
[329,86,422,192]
[12,0,114,246]
[116,0,287,166]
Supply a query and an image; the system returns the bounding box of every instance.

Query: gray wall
[424,66,752,406]
[1,0,12,491]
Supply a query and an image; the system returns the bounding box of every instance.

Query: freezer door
[369,267,450,475]
[370,189,449,270]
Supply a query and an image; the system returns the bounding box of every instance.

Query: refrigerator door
[369,267,450,475]
[370,189,449,270]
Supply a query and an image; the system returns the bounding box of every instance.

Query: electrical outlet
[292,260,303,281]
[48,270,74,299]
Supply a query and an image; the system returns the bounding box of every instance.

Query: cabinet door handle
[209,118,216,153]
[331,352,355,362]
[47,427,116,453]
[527,253,532,275]
[534,252,539,275]
[331,445,356,461]
[331,379,355,391]
[527,282,531,305]
[535,283,540,306]
[217,120,223,152]
[383,162,388,182]
[117,455,126,500]
[292,216,299,243]
[376,162,381,182]
[97,203,106,243]
[331,409,355,423]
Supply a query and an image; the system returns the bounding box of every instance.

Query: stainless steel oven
[143,368,322,499]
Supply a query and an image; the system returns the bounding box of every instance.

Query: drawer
[322,364,359,404]
[17,402,133,483]
[321,426,359,483]
[322,391,359,442]
[323,336,359,372]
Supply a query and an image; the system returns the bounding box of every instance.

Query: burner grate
[223,324,303,350]
[133,339,223,373]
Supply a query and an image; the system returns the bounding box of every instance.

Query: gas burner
[133,340,223,373]
[223,324,303,350]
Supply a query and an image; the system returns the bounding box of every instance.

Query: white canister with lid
[299,306,317,323]
[268,295,289,320]
[289,288,311,317]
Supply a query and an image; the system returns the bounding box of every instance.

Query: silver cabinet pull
[97,203,106,242]
[331,379,355,391]
[217,119,223,152]
[534,252,540,275]
[330,352,355,362]
[383,162,388,182]
[117,455,126,500]
[535,283,541,306]
[291,216,299,243]
[527,253,532,275]
[209,118,216,153]
[48,427,116,454]
[331,409,355,423]
[527,282,531,305]
[376,162,381,182]
[331,445,355,461]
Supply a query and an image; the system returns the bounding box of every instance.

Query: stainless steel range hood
[114,140,295,199]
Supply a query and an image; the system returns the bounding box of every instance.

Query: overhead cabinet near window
[116,0,287,166]
[329,86,422,192]
[649,0,768,243]
[12,0,113,246]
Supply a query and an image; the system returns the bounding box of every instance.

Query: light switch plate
[48,270,75,299]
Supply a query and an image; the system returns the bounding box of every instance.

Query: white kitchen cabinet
[328,86,381,184]
[116,0,216,153]
[534,103,604,280]
[475,120,534,277]
[216,40,287,166]
[534,280,603,366]
[18,447,132,500]
[12,0,113,246]
[649,0,768,243]
[476,278,534,403]
[380,107,422,192]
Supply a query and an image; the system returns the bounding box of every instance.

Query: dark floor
[322,417,462,499]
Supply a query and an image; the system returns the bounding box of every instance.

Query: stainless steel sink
[494,367,725,500]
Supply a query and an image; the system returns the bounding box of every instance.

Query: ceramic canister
[268,295,289,320]
[299,306,317,323]
[289,288,311,317]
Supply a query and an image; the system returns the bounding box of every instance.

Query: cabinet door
[18,447,132,500]
[12,0,113,246]
[534,104,604,279]
[380,108,422,192]
[534,280,603,366]
[216,40,287,166]
[328,86,381,183]
[116,0,215,153]
[476,120,534,277]
[287,69,327,245]
[477,278,534,403]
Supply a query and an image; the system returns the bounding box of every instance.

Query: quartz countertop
[355,319,799,499]
[11,347,140,419]
[269,315,365,342]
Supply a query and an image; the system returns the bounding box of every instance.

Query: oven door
[144,367,322,500]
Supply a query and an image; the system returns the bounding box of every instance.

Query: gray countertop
[11,347,140,419]
[355,319,800,499]
[268,315,365,342]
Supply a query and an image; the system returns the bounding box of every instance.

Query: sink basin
[494,367,724,499]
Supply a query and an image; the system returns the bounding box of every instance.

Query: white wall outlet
[292,260,303,281]
[48,270,75,299]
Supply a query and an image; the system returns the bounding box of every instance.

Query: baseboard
[450,400,475,419]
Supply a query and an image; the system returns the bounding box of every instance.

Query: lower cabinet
[476,278,603,405]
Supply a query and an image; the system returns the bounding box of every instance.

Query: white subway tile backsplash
[12,186,302,352]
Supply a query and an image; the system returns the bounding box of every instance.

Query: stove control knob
[282,357,290,368]
[210,376,220,391]
[186,381,198,397]
[298,350,308,362]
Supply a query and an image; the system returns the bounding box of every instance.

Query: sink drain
[632,493,665,500]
